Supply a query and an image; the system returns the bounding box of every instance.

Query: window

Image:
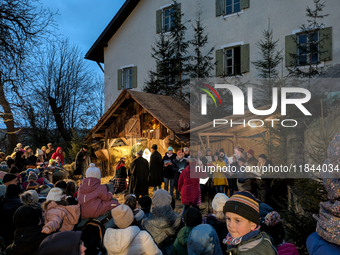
[215,44,249,76]
[117,66,137,90]
[156,4,180,34]
[225,47,241,75]
[297,32,319,66]
[285,27,332,67]
[226,0,240,15]
[216,0,249,17]
[123,68,132,89]
[163,7,175,32]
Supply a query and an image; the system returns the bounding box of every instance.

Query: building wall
[103,0,340,110]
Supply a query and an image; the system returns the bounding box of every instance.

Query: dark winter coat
[163,153,177,179]
[37,231,83,255]
[129,156,149,197]
[45,148,55,161]
[171,226,193,255]
[75,149,91,176]
[115,165,127,178]
[178,164,201,206]
[203,214,228,254]
[172,157,188,186]
[148,150,163,187]
[141,205,181,247]
[0,185,23,246]
[5,225,48,255]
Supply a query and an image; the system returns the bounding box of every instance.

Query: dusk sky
[40,0,126,76]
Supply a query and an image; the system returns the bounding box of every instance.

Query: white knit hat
[46,188,63,202]
[212,193,229,212]
[36,149,43,156]
[85,163,101,180]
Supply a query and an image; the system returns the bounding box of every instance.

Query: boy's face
[225,212,257,238]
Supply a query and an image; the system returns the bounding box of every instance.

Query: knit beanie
[28,172,38,181]
[152,189,172,207]
[111,204,134,229]
[46,188,63,202]
[184,207,202,227]
[20,190,39,205]
[27,181,39,190]
[85,163,101,180]
[13,205,41,228]
[212,193,229,212]
[38,231,82,255]
[247,149,255,155]
[167,147,173,152]
[3,173,17,184]
[7,158,15,167]
[38,185,51,195]
[223,191,260,225]
[138,195,152,208]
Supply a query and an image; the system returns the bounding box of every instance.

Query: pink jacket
[277,243,299,255]
[43,201,80,233]
[77,177,119,218]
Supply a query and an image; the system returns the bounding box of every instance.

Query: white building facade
[85,0,339,111]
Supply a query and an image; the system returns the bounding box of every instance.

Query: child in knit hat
[77,163,119,219]
[124,194,145,226]
[261,211,299,255]
[41,188,80,234]
[223,191,277,254]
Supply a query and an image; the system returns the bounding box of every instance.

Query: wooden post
[207,135,210,149]
[105,129,110,177]
[199,135,206,152]
[233,133,238,147]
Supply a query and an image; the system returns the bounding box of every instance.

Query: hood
[104,226,140,253]
[187,224,223,255]
[47,202,80,225]
[149,205,180,229]
[56,147,62,154]
[79,177,101,194]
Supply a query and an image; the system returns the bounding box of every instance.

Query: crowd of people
[0,138,339,254]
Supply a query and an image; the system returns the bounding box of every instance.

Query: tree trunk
[48,96,71,142]
[0,80,17,150]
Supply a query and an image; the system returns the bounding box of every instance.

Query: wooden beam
[207,135,210,149]
[198,134,206,152]
[92,133,105,138]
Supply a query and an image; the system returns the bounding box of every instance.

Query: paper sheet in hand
[200,177,209,185]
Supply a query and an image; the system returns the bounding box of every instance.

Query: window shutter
[285,34,297,67]
[117,69,122,90]
[240,0,250,9]
[319,27,332,61]
[215,49,224,76]
[132,66,137,88]
[156,10,162,33]
[216,0,224,17]
[241,44,250,73]
[176,3,181,11]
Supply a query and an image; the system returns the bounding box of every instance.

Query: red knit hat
[247,149,254,155]
[177,150,183,156]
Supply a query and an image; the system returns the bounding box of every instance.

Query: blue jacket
[307,232,340,255]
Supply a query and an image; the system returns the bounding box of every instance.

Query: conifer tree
[189,13,215,79]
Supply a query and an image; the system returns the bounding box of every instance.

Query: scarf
[223,227,261,248]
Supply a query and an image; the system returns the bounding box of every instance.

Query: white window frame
[159,4,175,33]
[223,46,241,76]
[297,31,319,66]
[123,67,133,89]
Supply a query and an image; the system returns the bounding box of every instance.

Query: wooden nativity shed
[85,90,204,176]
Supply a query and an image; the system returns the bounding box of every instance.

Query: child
[261,211,299,255]
[78,163,119,219]
[41,188,80,234]
[172,207,202,254]
[138,195,152,217]
[55,157,63,168]
[124,194,145,226]
[212,153,229,194]
[223,191,277,254]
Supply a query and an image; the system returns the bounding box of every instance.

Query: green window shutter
[156,10,162,34]
[176,3,181,11]
[285,34,297,67]
[117,69,122,90]
[132,66,137,88]
[241,44,250,73]
[240,0,250,9]
[319,27,332,61]
[215,49,224,77]
[216,0,224,17]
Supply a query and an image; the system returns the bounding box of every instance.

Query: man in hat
[130,139,144,159]
[46,143,55,161]
[129,150,149,199]
[2,173,19,188]
[75,145,91,177]
[148,144,163,192]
